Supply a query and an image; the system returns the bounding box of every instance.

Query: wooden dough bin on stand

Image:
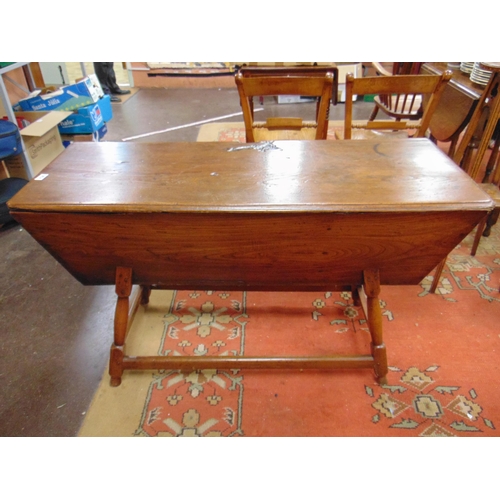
[8,140,493,386]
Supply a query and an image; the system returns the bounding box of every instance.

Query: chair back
[370,62,425,120]
[235,65,338,142]
[343,71,452,140]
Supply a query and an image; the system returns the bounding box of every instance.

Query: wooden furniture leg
[482,208,500,238]
[106,272,390,384]
[481,133,500,183]
[362,269,388,385]
[351,285,361,306]
[471,214,489,256]
[447,133,460,159]
[140,285,151,305]
[430,257,447,293]
[109,267,133,387]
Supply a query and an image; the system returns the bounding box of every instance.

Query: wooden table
[8,140,493,386]
[422,62,483,148]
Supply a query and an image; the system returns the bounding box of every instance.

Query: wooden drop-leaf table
[8,139,493,386]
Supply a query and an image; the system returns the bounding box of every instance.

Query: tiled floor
[0,84,375,436]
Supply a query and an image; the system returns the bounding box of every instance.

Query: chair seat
[253,127,318,141]
[480,183,500,203]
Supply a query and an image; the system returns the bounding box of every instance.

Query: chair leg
[369,105,379,121]
[447,134,459,159]
[471,216,488,256]
[481,208,500,237]
[481,134,500,183]
[429,257,447,294]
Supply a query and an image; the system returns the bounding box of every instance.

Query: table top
[9,139,493,214]
[423,62,484,100]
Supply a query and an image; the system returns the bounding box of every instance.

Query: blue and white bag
[0,120,22,160]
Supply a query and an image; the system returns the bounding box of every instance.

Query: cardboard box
[58,95,112,135]
[61,123,108,144]
[3,111,72,179]
[16,76,104,113]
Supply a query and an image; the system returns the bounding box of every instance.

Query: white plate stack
[460,62,475,74]
[470,62,492,86]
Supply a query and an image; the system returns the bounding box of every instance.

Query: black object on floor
[0,177,28,224]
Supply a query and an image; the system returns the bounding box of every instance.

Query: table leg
[107,269,389,385]
[351,285,361,306]
[109,267,133,387]
[140,285,151,305]
[363,269,388,385]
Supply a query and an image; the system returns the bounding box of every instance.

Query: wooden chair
[430,135,500,293]
[235,65,338,142]
[369,62,424,122]
[337,70,452,140]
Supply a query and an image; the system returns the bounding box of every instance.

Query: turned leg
[363,269,388,385]
[482,208,500,238]
[481,134,500,183]
[109,267,133,387]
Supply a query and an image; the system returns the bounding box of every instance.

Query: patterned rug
[79,126,500,437]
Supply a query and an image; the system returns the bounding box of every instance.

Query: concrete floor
[0,86,374,436]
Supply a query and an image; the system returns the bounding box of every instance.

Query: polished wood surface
[235,66,337,142]
[9,140,491,288]
[421,62,485,153]
[8,140,493,385]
